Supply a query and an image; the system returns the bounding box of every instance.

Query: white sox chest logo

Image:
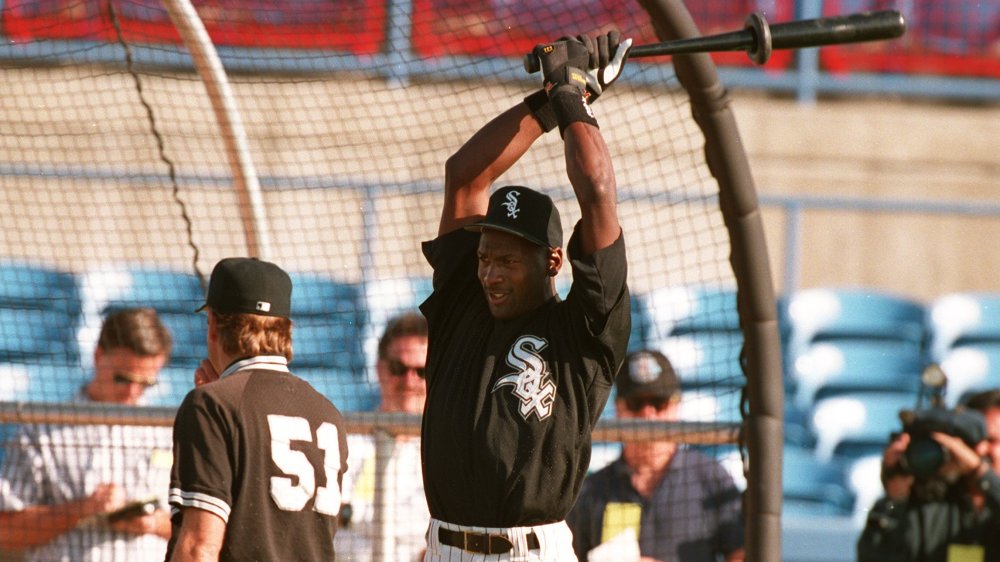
[492,335,556,421]
[501,190,520,218]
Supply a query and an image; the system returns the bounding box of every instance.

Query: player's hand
[532,36,590,96]
[577,30,632,103]
[194,358,220,387]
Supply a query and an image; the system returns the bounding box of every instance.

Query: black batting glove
[577,30,633,103]
[532,36,591,98]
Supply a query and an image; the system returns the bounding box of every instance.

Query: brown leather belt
[438,528,540,555]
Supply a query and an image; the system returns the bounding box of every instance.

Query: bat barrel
[769,10,906,50]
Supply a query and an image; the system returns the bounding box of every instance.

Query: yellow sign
[601,502,642,544]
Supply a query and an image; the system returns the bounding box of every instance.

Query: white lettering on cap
[630,353,662,384]
[256,302,271,312]
[501,190,520,219]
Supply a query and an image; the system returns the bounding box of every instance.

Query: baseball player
[165,257,349,561]
[419,32,632,561]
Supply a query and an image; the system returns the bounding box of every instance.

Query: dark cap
[465,186,562,248]
[198,257,292,318]
[616,350,681,400]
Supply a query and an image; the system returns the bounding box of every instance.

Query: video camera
[894,365,987,499]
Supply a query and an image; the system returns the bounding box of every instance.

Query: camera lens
[903,437,947,479]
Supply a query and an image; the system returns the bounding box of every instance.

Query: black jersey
[167,356,349,562]
[419,224,631,527]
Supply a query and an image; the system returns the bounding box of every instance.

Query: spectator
[336,311,429,561]
[567,349,745,562]
[0,308,174,561]
[857,388,1000,562]
[165,257,349,562]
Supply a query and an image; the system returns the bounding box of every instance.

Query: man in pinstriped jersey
[0,308,175,561]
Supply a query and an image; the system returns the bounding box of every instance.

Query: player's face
[88,347,166,405]
[477,229,552,320]
[376,334,428,415]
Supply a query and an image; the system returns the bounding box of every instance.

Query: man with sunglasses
[566,350,745,562]
[0,307,175,561]
[336,311,430,561]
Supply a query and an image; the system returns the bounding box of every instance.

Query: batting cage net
[0,1,768,560]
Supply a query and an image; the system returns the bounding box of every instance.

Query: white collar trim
[220,356,290,379]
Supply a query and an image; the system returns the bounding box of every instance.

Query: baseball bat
[524,10,906,72]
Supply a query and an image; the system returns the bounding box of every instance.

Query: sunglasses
[623,396,672,413]
[113,373,158,388]
[385,359,426,379]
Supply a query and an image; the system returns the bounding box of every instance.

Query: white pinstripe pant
[423,518,577,562]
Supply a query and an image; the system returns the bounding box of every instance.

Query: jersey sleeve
[168,389,237,523]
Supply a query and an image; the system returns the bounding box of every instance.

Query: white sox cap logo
[492,335,555,421]
[500,190,520,219]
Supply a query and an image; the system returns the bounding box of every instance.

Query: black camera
[898,407,986,480]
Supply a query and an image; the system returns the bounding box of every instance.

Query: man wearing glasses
[566,349,745,562]
[0,307,175,561]
[336,311,429,561]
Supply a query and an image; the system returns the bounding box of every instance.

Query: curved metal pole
[638,1,786,560]
[159,0,271,259]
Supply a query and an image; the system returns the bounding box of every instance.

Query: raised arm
[439,103,544,236]
[529,32,631,255]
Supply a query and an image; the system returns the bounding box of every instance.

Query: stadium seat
[783,445,855,517]
[360,277,432,381]
[846,454,884,524]
[939,344,1000,407]
[656,331,745,389]
[0,261,82,363]
[77,266,206,368]
[927,292,1000,361]
[638,285,740,342]
[0,360,88,403]
[289,272,365,373]
[809,391,916,462]
[782,288,927,359]
[679,388,744,424]
[295,367,379,412]
[788,340,924,411]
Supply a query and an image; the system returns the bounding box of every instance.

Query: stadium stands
[8,259,1000,554]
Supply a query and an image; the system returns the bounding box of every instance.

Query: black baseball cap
[616,350,681,400]
[197,257,292,318]
[465,186,563,249]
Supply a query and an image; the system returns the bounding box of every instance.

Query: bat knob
[744,12,772,65]
[524,53,540,74]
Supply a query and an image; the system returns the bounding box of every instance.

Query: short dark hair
[98,308,173,358]
[964,389,1000,413]
[377,312,427,361]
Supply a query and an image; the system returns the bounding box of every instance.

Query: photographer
[857,388,1000,562]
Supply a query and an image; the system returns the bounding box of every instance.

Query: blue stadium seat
[0,361,88,403]
[809,391,915,462]
[360,277,432,380]
[656,332,745,389]
[77,267,206,368]
[295,367,379,412]
[0,261,82,363]
[928,293,1000,361]
[679,388,744,424]
[788,340,924,411]
[939,343,1000,407]
[289,272,364,373]
[782,288,926,359]
[639,285,740,342]
[783,445,855,517]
